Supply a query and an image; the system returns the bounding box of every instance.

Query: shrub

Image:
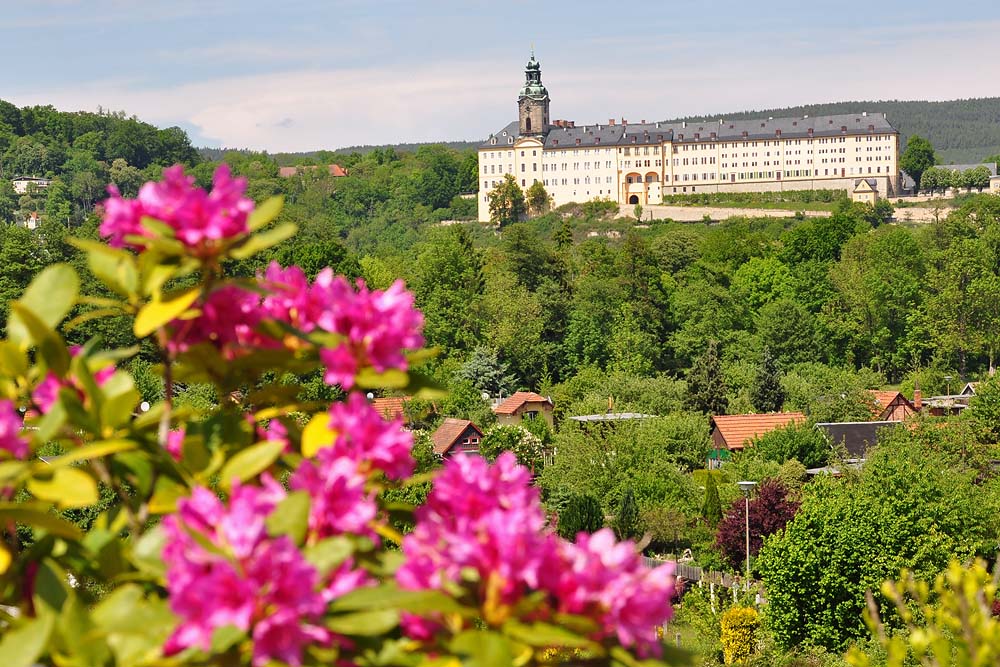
[720,606,759,664]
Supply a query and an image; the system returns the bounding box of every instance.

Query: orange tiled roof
[430,418,482,456]
[711,412,806,450]
[371,396,411,421]
[869,390,915,419]
[278,164,348,178]
[494,391,552,415]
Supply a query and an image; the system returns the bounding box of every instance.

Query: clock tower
[518,52,550,137]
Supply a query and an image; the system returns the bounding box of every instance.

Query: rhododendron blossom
[0,400,28,459]
[101,164,253,252]
[167,284,268,357]
[552,529,675,655]
[33,348,116,413]
[289,448,378,539]
[162,481,365,666]
[322,391,414,479]
[313,274,424,389]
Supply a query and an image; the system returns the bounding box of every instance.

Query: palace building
[477,54,900,222]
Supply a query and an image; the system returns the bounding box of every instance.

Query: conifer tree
[752,346,785,413]
[613,488,640,541]
[687,340,729,415]
[557,493,604,539]
[702,473,723,526]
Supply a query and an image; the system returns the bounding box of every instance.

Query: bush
[720,606,759,664]
[557,492,605,538]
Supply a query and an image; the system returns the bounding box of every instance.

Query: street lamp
[944,375,953,396]
[737,481,757,584]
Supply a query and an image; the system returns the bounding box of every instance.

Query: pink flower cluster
[397,453,675,655]
[101,164,253,252]
[0,400,28,459]
[162,481,367,667]
[323,392,414,479]
[165,261,423,389]
[33,347,116,413]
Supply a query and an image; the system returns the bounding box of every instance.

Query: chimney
[568,121,575,128]
[622,118,627,126]
[641,119,646,124]
[775,130,781,137]
[913,381,922,411]
[609,118,615,125]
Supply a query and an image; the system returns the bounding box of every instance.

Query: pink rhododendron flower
[397,453,557,607]
[551,529,675,655]
[100,164,253,252]
[162,480,364,667]
[260,262,316,333]
[167,284,270,357]
[290,448,377,539]
[0,400,28,459]
[313,274,423,389]
[321,392,414,479]
[32,348,116,413]
[165,429,185,461]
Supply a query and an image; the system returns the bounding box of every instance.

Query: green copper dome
[519,54,548,100]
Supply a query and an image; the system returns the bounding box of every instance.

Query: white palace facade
[477,55,900,222]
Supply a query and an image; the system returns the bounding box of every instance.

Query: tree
[687,341,729,415]
[749,421,829,469]
[920,166,939,194]
[525,180,550,216]
[900,135,936,191]
[613,488,640,541]
[701,473,722,526]
[756,436,995,650]
[715,480,798,571]
[556,493,604,539]
[487,174,526,228]
[633,203,643,221]
[454,346,516,398]
[751,346,785,412]
[479,424,544,471]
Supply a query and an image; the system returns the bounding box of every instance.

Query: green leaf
[218,439,285,489]
[70,238,139,297]
[325,609,400,636]
[34,439,136,470]
[99,371,140,429]
[304,536,354,575]
[330,582,470,615]
[131,525,167,578]
[148,476,187,514]
[247,195,284,231]
[0,611,55,667]
[502,620,597,649]
[0,341,28,377]
[7,263,79,345]
[28,468,98,509]
[0,503,82,540]
[134,286,201,338]
[64,307,125,332]
[230,222,297,260]
[10,303,70,374]
[354,367,409,390]
[32,399,67,444]
[450,630,515,667]
[266,490,310,545]
[404,370,450,400]
[91,584,175,666]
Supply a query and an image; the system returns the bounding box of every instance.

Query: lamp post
[737,481,757,584]
[944,375,953,396]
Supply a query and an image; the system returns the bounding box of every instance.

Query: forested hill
[669,98,1000,165]
[243,97,1000,165]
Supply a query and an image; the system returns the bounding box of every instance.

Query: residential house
[816,420,901,460]
[851,178,879,204]
[430,418,484,458]
[708,412,806,467]
[869,390,917,422]
[493,391,554,428]
[12,176,52,195]
[371,396,412,424]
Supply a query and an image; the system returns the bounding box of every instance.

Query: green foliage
[525,181,551,216]
[750,347,785,413]
[750,422,830,469]
[757,434,996,651]
[612,487,640,541]
[688,341,729,416]
[900,135,936,189]
[555,492,604,539]
[487,174,526,228]
[720,606,759,664]
[701,473,722,526]
[478,424,544,471]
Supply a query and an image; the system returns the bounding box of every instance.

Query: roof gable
[711,412,806,450]
[431,418,484,456]
[494,391,552,415]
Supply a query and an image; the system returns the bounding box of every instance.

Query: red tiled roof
[869,390,914,419]
[431,418,483,456]
[278,164,348,178]
[371,396,410,421]
[711,412,806,450]
[494,391,552,415]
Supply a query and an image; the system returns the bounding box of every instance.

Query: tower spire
[518,50,550,137]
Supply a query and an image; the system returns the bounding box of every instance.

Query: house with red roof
[493,391,554,427]
[278,164,348,178]
[868,390,917,422]
[708,412,807,467]
[430,418,484,458]
[371,396,412,423]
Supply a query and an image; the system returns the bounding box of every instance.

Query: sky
[2,0,999,152]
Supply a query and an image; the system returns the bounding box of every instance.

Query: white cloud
[5,19,999,152]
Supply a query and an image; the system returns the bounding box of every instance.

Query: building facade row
[477,55,900,221]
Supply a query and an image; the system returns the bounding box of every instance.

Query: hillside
[249,98,1000,165]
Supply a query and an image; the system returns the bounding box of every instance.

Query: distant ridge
[197,97,1000,165]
